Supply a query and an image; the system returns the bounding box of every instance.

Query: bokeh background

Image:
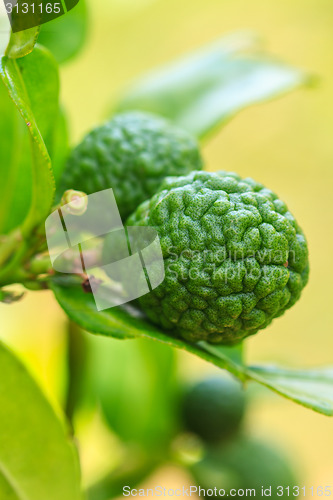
[1,0,333,495]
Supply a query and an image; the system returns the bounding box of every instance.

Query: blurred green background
[1,0,333,494]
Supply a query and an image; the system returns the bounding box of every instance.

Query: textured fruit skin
[182,376,245,443]
[190,437,298,499]
[58,111,203,220]
[127,171,309,345]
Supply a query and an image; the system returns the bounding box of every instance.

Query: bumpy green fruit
[182,376,245,443]
[127,171,309,345]
[190,437,298,499]
[58,111,203,220]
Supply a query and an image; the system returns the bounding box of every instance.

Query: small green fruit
[127,171,309,345]
[58,111,203,220]
[190,437,298,499]
[182,376,245,443]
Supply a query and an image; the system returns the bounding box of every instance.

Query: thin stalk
[65,320,88,431]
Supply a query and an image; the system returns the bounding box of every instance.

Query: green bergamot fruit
[58,111,203,220]
[182,376,245,443]
[190,437,298,499]
[127,170,309,345]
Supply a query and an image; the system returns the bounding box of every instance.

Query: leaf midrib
[0,460,28,500]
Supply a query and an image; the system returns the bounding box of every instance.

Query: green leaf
[54,283,178,445]
[246,365,333,416]
[0,45,58,235]
[38,0,87,64]
[0,78,28,233]
[115,32,311,140]
[52,107,70,182]
[51,276,163,339]
[0,341,82,500]
[5,26,40,59]
[51,277,333,416]
[0,473,21,500]
[84,335,178,447]
[202,342,244,365]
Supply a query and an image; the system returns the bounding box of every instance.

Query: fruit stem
[65,320,88,431]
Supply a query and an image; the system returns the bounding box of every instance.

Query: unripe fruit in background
[128,171,309,345]
[190,437,298,499]
[182,376,246,443]
[58,111,203,220]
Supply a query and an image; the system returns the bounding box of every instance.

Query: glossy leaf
[51,277,333,416]
[246,365,333,416]
[5,26,40,59]
[0,341,82,500]
[0,45,58,234]
[0,78,28,233]
[115,32,311,140]
[38,0,87,64]
[51,275,161,339]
